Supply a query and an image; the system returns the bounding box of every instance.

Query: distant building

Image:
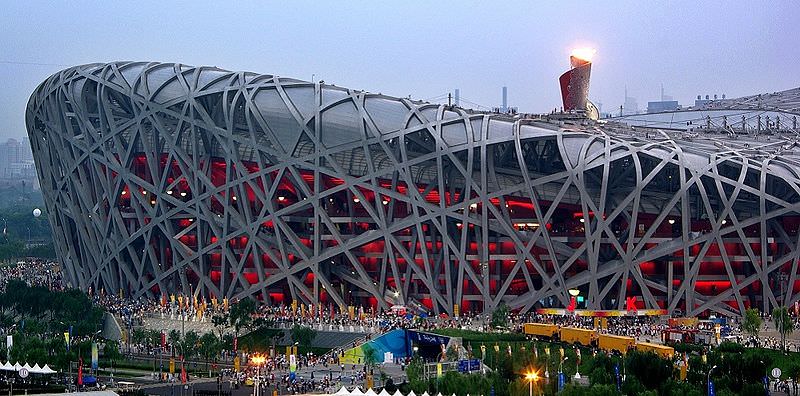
[623,96,639,115]
[0,138,38,189]
[647,100,679,113]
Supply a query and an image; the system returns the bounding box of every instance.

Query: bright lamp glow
[568,288,580,297]
[571,47,596,62]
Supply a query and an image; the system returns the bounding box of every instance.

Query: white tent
[421,392,430,396]
[22,363,32,372]
[407,391,417,396]
[351,388,365,396]
[392,390,404,396]
[13,362,22,371]
[0,362,13,371]
[364,389,378,396]
[31,364,43,374]
[378,390,390,396]
[335,386,351,395]
[41,364,57,374]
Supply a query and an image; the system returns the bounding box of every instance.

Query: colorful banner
[341,329,413,365]
[91,343,98,370]
[77,357,83,386]
[169,358,175,374]
[535,308,667,317]
[6,335,12,353]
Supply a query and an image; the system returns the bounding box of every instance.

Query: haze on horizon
[1,1,797,141]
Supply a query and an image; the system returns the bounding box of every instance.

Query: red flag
[161,331,166,350]
[233,336,238,353]
[181,360,187,384]
[77,357,83,386]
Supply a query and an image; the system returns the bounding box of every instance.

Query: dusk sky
[1,1,798,141]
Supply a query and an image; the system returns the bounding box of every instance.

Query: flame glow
[570,47,596,62]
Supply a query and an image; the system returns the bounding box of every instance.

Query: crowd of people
[5,259,800,361]
[0,258,64,292]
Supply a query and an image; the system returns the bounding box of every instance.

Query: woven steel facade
[26,62,800,316]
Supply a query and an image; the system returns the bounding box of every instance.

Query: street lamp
[559,356,569,374]
[251,354,266,396]
[707,365,718,396]
[525,371,540,396]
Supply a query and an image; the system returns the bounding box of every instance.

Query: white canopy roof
[0,362,56,374]
[377,390,390,396]
[392,391,404,396]
[334,386,351,395]
[364,389,378,396]
[350,388,364,396]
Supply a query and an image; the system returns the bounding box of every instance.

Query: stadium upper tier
[25,62,800,317]
[612,87,800,132]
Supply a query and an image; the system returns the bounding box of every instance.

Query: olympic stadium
[25,61,800,317]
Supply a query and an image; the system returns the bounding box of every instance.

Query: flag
[576,348,581,367]
[494,343,499,352]
[559,347,564,359]
[161,331,166,350]
[91,342,98,370]
[233,336,238,353]
[63,332,69,351]
[7,335,13,353]
[77,357,83,386]
[181,360,187,384]
[533,343,539,359]
[545,347,550,358]
[679,353,688,381]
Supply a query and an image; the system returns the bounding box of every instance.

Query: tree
[212,313,229,340]
[198,333,221,376]
[625,350,673,391]
[229,299,257,337]
[103,340,122,377]
[168,329,181,351]
[290,325,317,350]
[181,330,200,359]
[773,306,793,352]
[742,308,762,339]
[491,303,510,329]
[362,343,377,368]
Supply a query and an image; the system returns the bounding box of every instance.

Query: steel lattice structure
[26,62,800,316]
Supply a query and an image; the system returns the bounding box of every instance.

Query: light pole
[559,356,569,374]
[525,371,539,396]
[779,272,789,353]
[707,365,718,396]
[251,355,265,396]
